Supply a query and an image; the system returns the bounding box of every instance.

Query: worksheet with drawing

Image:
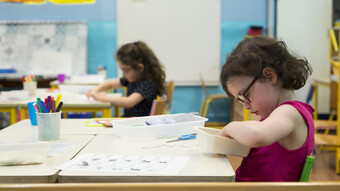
[57,153,189,175]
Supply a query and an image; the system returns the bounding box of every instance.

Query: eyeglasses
[236,76,258,104]
[121,67,132,74]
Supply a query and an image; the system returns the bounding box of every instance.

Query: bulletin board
[0,21,87,76]
[117,0,221,86]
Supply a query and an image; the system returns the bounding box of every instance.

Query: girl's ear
[262,67,278,84]
[137,63,144,72]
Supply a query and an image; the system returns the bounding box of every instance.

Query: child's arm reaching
[86,78,122,99]
[91,92,144,109]
[220,105,305,148]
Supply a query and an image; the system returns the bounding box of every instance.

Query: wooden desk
[0,131,94,183]
[18,89,113,119]
[58,134,235,183]
[0,75,56,90]
[49,79,103,88]
[1,119,235,183]
[49,80,122,117]
[2,182,340,191]
[0,102,17,125]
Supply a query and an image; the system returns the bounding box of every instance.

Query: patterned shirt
[120,77,157,117]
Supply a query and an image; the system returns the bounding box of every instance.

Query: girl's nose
[243,102,251,110]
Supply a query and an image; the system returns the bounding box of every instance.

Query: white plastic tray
[111,114,208,140]
[195,126,251,157]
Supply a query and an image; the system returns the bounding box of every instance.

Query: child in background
[219,36,314,181]
[86,41,166,117]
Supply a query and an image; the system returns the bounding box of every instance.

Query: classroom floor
[310,146,340,181]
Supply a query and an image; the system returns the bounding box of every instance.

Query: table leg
[115,106,120,117]
[103,108,111,118]
[20,108,28,121]
[9,107,17,124]
[337,148,340,174]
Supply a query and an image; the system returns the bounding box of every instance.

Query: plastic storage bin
[195,126,251,157]
[111,113,208,140]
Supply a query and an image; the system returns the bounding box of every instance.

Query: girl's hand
[219,127,233,139]
[91,93,107,102]
[90,92,100,100]
[86,89,98,99]
[86,89,94,99]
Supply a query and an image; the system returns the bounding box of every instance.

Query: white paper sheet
[56,153,189,175]
[70,75,105,84]
[47,142,77,157]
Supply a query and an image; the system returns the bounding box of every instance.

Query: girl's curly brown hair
[220,36,312,97]
[116,41,166,95]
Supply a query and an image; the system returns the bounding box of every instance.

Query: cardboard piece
[195,126,251,157]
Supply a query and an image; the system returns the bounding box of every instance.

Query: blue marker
[39,100,48,113]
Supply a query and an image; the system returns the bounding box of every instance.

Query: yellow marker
[56,94,62,109]
[25,76,29,82]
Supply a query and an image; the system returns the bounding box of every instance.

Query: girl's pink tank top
[235,101,315,182]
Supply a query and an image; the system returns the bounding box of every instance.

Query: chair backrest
[164,81,175,112]
[299,155,315,182]
[305,84,315,104]
[150,99,166,116]
[199,73,207,96]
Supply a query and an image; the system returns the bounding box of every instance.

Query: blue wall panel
[221,0,267,22]
[87,22,117,78]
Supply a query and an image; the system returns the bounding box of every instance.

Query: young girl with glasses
[219,36,314,181]
[86,41,166,117]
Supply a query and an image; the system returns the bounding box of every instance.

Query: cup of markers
[22,75,37,96]
[97,66,107,79]
[31,94,64,141]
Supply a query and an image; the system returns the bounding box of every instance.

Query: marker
[36,98,43,113]
[56,101,63,112]
[33,103,40,113]
[44,98,47,108]
[47,96,52,112]
[56,94,62,108]
[39,100,48,113]
[51,100,56,113]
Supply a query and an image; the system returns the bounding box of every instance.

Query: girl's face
[117,60,143,83]
[226,75,279,119]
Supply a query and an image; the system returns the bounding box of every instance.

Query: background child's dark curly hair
[116,41,166,96]
[220,36,312,97]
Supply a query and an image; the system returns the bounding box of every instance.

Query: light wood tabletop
[58,134,235,183]
[1,119,116,135]
[0,132,94,183]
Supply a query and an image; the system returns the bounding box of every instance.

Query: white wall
[277,0,332,113]
[117,0,221,86]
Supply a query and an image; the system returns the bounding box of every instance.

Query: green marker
[299,156,315,182]
[36,98,43,113]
